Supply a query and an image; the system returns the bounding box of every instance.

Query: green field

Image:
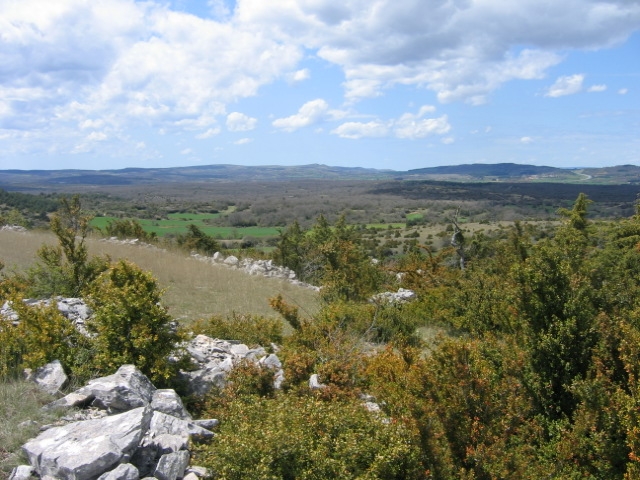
[91,215,280,239]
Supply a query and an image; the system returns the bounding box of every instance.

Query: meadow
[0,229,319,321]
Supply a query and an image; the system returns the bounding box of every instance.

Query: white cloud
[332,121,389,139]
[226,112,257,132]
[394,106,450,139]
[196,127,221,139]
[288,69,311,83]
[333,105,451,140]
[273,99,343,132]
[86,131,108,141]
[180,148,193,155]
[588,84,607,92]
[442,137,455,145]
[234,137,253,145]
[545,74,585,97]
[520,136,534,144]
[2,0,639,160]
[237,0,639,104]
[208,0,231,20]
[619,88,629,95]
[0,0,300,154]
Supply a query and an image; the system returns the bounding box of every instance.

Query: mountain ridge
[1,162,639,189]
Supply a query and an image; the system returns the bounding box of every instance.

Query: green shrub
[86,260,186,385]
[196,394,423,480]
[191,312,283,347]
[0,296,93,380]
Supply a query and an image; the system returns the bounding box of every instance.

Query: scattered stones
[154,451,190,480]
[0,224,27,232]
[190,252,320,291]
[369,288,416,304]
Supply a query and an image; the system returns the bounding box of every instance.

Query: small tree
[176,224,220,255]
[27,195,108,297]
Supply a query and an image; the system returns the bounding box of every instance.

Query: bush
[85,260,186,385]
[191,313,284,347]
[0,297,93,380]
[196,394,423,480]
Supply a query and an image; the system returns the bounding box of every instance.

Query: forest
[2,188,640,478]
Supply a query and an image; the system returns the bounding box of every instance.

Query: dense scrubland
[2,181,640,478]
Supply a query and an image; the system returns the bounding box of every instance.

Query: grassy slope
[0,230,319,322]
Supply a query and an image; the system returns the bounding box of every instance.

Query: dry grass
[0,378,64,476]
[0,230,320,324]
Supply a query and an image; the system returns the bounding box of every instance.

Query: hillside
[2,162,640,191]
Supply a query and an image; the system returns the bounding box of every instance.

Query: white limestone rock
[32,359,68,395]
[151,389,192,420]
[97,463,140,480]
[23,406,152,480]
[154,451,190,480]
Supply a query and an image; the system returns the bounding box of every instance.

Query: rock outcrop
[15,365,215,480]
[180,334,284,395]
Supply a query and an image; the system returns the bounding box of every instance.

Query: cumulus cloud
[0,0,299,153]
[394,106,450,139]
[588,84,607,92]
[226,112,257,132]
[2,0,639,158]
[619,88,629,95]
[237,0,640,103]
[333,106,451,140]
[520,136,534,144]
[545,74,584,97]
[288,69,311,83]
[234,137,253,145]
[331,121,389,139]
[272,99,345,132]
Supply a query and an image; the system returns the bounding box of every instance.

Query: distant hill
[406,163,563,178]
[1,162,639,190]
[0,164,394,190]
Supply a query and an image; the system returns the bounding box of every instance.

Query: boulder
[31,360,68,395]
[97,463,140,480]
[154,451,190,480]
[82,365,156,412]
[223,255,239,266]
[151,389,192,420]
[8,465,34,480]
[23,406,152,480]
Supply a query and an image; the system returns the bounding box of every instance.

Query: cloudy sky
[1,0,639,171]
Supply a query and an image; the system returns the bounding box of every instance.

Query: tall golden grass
[0,230,319,323]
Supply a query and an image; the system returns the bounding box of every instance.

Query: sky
[0,0,639,172]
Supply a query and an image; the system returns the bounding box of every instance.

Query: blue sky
[0,0,638,172]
